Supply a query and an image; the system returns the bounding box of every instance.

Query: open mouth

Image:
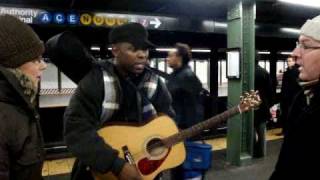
[134,64,145,69]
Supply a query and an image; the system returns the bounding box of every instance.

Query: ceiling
[1,0,319,50]
[1,0,319,28]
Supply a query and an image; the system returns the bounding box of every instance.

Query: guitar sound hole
[146,138,166,157]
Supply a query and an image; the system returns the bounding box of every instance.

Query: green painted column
[226,0,255,166]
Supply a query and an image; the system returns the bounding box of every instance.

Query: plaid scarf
[299,79,319,105]
[100,67,158,124]
[7,68,38,105]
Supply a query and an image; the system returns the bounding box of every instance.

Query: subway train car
[0,0,318,179]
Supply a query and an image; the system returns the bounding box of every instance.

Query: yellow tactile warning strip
[204,128,283,151]
[204,137,226,151]
[43,128,283,176]
[42,158,75,176]
[265,128,284,141]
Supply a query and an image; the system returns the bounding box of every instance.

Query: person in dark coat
[166,43,204,130]
[166,43,204,180]
[62,23,175,180]
[0,15,47,180]
[254,64,273,158]
[279,56,301,135]
[270,15,320,179]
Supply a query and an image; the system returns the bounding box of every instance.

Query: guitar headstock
[238,90,261,113]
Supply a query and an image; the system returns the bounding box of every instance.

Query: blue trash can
[182,141,212,180]
[184,170,203,180]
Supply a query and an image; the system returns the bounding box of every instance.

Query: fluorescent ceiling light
[214,22,258,29]
[156,48,211,53]
[215,22,227,28]
[202,20,214,27]
[279,0,320,8]
[279,51,292,55]
[280,27,300,34]
[258,51,270,54]
[191,49,211,53]
[91,46,100,51]
[156,48,176,52]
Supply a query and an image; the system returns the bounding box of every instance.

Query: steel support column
[226,0,255,166]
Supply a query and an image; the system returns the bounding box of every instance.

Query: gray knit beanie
[0,14,44,68]
[301,15,320,41]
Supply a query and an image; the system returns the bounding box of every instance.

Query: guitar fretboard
[163,106,239,147]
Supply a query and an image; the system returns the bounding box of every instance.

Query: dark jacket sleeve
[152,78,175,118]
[63,68,126,174]
[0,113,9,180]
[255,66,274,122]
[280,71,289,119]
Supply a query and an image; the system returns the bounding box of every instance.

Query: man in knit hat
[270,15,320,179]
[0,14,47,180]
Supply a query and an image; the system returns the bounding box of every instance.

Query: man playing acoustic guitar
[64,23,175,180]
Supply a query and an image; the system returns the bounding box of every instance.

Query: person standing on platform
[166,43,204,130]
[254,63,273,158]
[166,43,204,179]
[0,15,47,180]
[279,56,301,135]
[63,23,175,180]
[270,15,320,179]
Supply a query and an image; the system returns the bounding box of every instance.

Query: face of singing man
[112,42,149,76]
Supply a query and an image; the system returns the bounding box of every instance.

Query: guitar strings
[129,140,170,157]
[125,92,259,158]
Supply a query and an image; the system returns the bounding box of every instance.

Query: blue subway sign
[0,6,216,33]
[53,12,65,24]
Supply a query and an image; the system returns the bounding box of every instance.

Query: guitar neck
[163,105,240,147]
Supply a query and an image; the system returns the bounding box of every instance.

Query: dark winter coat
[279,65,301,134]
[0,66,44,180]
[166,65,204,129]
[64,63,175,179]
[270,83,320,179]
[254,65,273,125]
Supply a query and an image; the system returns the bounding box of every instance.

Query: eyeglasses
[296,41,320,50]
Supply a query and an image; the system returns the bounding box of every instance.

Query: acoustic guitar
[93,90,261,180]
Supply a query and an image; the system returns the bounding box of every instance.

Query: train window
[218,60,228,97]
[188,60,194,72]
[277,60,287,74]
[149,59,157,68]
[258,60,270,73]
[61,72,77,89]
[149,58,208,90]
[196,60,209,90]
[158,58,166,72]
[167,63,173,74]
[41,63,59,90]
[276,60,287,91]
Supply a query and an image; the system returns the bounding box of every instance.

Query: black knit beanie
[0,14,44,68]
